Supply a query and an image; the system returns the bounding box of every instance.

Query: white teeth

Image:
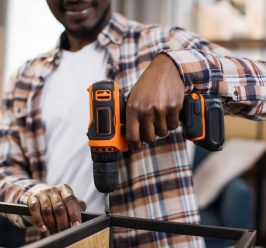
[65,6,91,13]
[64,4,92,12]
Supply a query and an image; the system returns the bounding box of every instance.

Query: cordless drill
[87,80,224,213]
[87,81,128,214]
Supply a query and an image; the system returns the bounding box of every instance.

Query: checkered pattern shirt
[0,13,266,247]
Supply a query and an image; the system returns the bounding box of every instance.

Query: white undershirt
[40,42,108,213]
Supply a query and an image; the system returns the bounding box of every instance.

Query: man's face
[46,0,111,37]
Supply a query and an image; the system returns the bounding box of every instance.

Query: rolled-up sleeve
[161,48,266,120]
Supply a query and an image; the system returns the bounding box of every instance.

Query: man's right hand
[27,184,86,234]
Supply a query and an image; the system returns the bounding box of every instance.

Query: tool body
[87,80,224,214]
[180,92,224,151]
[87,81,128,214]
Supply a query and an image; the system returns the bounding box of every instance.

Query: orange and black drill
[87,81,128,214]
[87,80,224,214]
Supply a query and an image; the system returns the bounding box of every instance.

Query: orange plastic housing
[87,81,128,152]
[191,93,206,141]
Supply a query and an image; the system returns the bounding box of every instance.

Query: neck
[67,35,97,51]
[66,9,111,52]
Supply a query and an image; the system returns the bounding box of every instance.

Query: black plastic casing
[181,94,224,151]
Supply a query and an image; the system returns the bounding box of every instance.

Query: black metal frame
[0,203,256,248]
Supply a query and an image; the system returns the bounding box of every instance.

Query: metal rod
[235,231,257,248]
[0,202,30,216]
[104,193,110,215]
[0,202,101,222]
[21,215,111,248]
[111,215,253,241]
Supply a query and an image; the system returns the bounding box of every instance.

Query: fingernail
[73,221,81,226]
[39,225,48,232]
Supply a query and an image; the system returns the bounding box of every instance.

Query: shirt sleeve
[161,28,266,120]
[0,70,42,228]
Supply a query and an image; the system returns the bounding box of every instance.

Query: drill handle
[181,93,224,151]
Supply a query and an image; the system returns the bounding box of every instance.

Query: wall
[3,0,63,90]
[112,0,196,31]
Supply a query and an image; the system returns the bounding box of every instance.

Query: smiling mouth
[62,1,97,20]
[64,3,94,12]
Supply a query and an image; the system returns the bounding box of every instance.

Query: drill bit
[104,193,110,216]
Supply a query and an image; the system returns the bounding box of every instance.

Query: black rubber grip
[93,162,118,193]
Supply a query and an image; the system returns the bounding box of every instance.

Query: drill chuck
[91,150,120,193]
[93,162,118,193]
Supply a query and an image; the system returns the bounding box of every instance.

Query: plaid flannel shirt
[1,13,266,247]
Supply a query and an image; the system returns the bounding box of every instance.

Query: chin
[63,4,111,40]
[66,25,97,39]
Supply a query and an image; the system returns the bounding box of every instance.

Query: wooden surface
[212,39,266,49]
[67,228,109,248]
[224,116,266,141]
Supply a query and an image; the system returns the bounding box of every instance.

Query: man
[0,0,265,247]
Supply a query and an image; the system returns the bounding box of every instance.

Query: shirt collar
[48,12,129,66]
[97,12,129,47]
[55,12,128,49]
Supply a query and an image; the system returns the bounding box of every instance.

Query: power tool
[87,80,224,215]
[87,81,128,214]
[180,92,224,151]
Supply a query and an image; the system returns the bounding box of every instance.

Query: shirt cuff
[160,49,215,94]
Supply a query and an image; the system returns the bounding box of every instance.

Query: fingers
[27,184,85,234]
[77,198,87,211]
[126,104,180,150]
[126,110,142,151]
[141,117,156,143]
[155,112,168,137]
[38,192,58,234]
[166,105,180,130]
[28,195,48,233]
[57,185,84,227]
[124,53,185,151]
[49,190,69,231]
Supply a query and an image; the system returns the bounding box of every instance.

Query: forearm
[0,165,43,227]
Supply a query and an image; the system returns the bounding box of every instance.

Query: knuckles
[127,101,181,117]
[126,135,139,144]
[54,204,66,216]
[62,194,76,204]
[57,183,70,190]
[143,136,156,143]
[28,202,39,212]
[42,205,52,216]
[157,129,168,137]
[39,187,53,195]
[167,100,180,111]
[167,120,179,130]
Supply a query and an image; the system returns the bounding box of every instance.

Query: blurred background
[0,0,266,247]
